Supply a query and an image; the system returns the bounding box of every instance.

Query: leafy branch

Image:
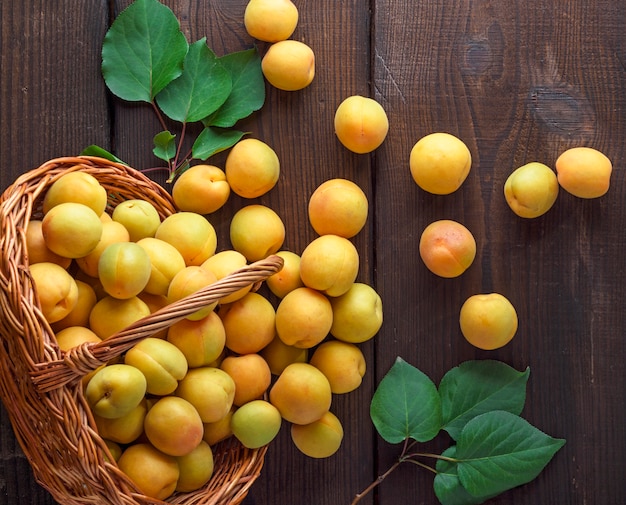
[352,358,565,505]
[83,0,265,181]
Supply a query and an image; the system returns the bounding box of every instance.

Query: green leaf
[192,126,247,160]
[439,360,530,440]
[152,130,177,162]
[102,0,188,102]
[370,357,442,444]
[80,145,127,165]
[455,411,566,498]
[434,447,494,505]
[205,48,265,128]
[156,38,232,123]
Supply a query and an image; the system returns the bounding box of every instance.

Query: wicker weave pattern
[0,157,280,505]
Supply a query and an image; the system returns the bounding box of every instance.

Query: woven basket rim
[0,157,280,505]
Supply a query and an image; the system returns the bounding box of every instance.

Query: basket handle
[30,254,284,393]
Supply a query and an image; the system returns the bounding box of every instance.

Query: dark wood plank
[373,0,626,504]
[0,0,112,187]
[0,1,110,504]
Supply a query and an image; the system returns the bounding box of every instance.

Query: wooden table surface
[1,1,624,504]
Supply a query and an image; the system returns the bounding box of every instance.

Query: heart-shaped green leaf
[156,38,232,123]
[439,360,530,440]
[153,130,176,162]
[102,0,188,102]
[370,357,442,443]
[205,48,265,128]
[192,126,248,161]
[455,410,565,498]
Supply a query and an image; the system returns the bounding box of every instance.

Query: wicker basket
[0,156,284,505]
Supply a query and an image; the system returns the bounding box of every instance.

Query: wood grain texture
[0,0,624,504]
[0,0,111,187]
[0,2,109,504]
[373,1,626,504]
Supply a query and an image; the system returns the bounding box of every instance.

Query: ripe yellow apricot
[299,234,359,297]
[504,162,559,218]
[419,220,476,278]
[42,202,103,259]
[308,179,369,238]
[291,410,344,458]
[167,311,226,368]
[112,199,161,242]
[85,364,147,420]
[265,250,304,299]
[309,340,366,394]
[98,242,152,299]
[459,293,518,350]
[124,338,188,396]
[220,353,272,406]
[244,0,299,42]
[144,396,204,457]
[172,164,231,215]
[269,362,332,425]
[261,40,315,91]
[117,443,179,501]
[220,292,276,354]
[175,440,214,493]
[555,146,612,198]
[29,262,79,323]
[43,171,108,216]
[275,287,333,349]
[410,132,472,194]
[334,96,389,154]
[230,205,285,262]
[230,400,282,449]
[330,282,383,344]
[175,367,236,423]
[89,295,151,340]
[225,138,280,198]
[155,212,217,266]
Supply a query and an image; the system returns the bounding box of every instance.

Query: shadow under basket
[0,157,284,505]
